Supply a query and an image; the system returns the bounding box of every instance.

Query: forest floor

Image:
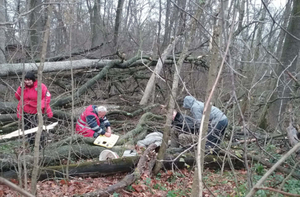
[1,165,294,197]
[1,167,248,197]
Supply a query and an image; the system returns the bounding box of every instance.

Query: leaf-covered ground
[1,167,299,197]
[0,168,248,197]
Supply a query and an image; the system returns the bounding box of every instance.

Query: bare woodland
[1,0,300,196]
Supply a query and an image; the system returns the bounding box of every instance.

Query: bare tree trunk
[257,1,291,129]
[161,0,171,50]
[53,5,69,55]
[267,0,300,130]
[191,1,234,196]
[0,0,5,64]
[90,0,103,48]
[28,0,43,58]
[239,0,269,126]
[191,4,222,196]
[30,3,52,195]
[139,36,180,105]
[113,0,125,48]
[153,6,201,175]
[66,2,76,180]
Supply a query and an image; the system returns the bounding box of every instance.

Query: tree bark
[28,0,43,58]
[31,3,53,194]
[90,0,103,48]
[80,143,158,197]
[257,1,292,129]
[113,0,125,48]
[0,59,107,77]
[139,35,180,105]
[268,0,300,129]
[0,56,206,78]
[0,0,6,64]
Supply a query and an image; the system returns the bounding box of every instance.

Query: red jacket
[15,81,53,118]
[75,105,100,137]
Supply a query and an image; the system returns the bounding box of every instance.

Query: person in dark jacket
[15,71,53,145]
[172,111,200,134]
[171,110,199,147]
[76,105,112,138]
[183,95,228,150]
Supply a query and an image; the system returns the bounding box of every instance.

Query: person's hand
[104,131,111,137]
[93,131,100,138]
[47,111,53,118]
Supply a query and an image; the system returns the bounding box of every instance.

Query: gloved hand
[93,131,101,138]
[93,128,106,138]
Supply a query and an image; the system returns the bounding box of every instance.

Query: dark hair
[25,71,36,82]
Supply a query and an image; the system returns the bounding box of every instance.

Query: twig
[0,177,34,197]
[246,142,300,197]
[257,187,300,197]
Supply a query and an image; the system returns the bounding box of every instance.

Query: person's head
[97,106,107,118]
[24,71,36,87]
[183,96,196,109]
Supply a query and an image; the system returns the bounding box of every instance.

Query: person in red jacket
[15,71,53,144]
[75,105,112,138]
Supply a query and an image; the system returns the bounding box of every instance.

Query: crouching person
[171,110,199,148]
[183,95,228,152]
[76,105,112,138]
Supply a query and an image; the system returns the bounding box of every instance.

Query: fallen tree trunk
[0,59,107,77]
[0,102,17,114]
[78,143,159,197]
[38,156,140,181]
[0,114,17,122]
[1,55,207,78]
[0,137,126,172]
[1,147,245,181]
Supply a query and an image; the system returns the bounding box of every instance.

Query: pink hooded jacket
[15,81,53,118]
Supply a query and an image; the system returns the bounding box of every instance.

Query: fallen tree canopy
[0,112,164,171]
[1,101,300,197]
[1,111,299,181]
[0,54,207,115]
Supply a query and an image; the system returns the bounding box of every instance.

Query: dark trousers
[206,118,228,149]
[22,113,46,146]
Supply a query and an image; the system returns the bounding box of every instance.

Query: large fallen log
[0,59,107,77]
[1,147,245,181]
[78,143,159,197]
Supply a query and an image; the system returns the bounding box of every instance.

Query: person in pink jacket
[15,71,53,145]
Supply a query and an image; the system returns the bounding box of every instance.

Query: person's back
[183,96,226,125]
[183,95,228,151]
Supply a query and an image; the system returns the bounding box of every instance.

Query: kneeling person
[76,105,112,138]
[171,110,199,147]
